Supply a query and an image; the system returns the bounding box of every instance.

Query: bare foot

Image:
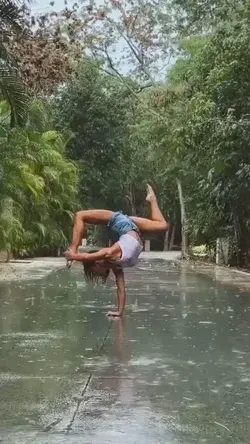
[108,311,122,317]
[145,184,156,202]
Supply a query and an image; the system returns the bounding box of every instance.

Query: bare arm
[65,243,121,262]
[108,268,126,317]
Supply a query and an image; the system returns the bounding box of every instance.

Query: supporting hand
[64,250,79,261]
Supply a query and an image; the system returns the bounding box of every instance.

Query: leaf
[0,67,30,126]
[0,0,24,33]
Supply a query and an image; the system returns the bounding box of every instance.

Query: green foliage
[172,0,245,33]
[0,67,29,126]
[160,0,250,264]
[0,100,79,257]
[53,62,140,212]
[0,0,23,34]
[0,0,29,125]
[2,0,250,266]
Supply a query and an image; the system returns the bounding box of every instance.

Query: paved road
[0,258,250,443]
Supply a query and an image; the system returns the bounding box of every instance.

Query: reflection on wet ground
[0,259,250,443]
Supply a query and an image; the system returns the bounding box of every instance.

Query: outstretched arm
[108,268,126,317]
[70,209,113,253]
[65,243,121,263]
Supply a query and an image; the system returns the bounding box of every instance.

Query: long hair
[82,247,110,284]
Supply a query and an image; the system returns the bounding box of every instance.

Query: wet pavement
[1,259,250,443]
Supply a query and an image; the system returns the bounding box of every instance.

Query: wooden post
[216,238,229,265]
[169,225,176,251]
[163,230,169,251]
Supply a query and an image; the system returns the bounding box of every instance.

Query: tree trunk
[238,221,249,268]
[231,207,249,267]
[163,230,169,251]
[125,188,136,216]
[177,179,188,258]
[169,224,176,251]
[5,250,11,263]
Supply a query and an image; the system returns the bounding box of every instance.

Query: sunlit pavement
[0,258,250,443]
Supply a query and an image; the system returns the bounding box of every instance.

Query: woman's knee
[74,210,87,222]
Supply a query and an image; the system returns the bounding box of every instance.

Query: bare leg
[131,184,168,233]
[70,209,113,253]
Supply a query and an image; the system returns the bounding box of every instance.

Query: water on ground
[0,259,250,443]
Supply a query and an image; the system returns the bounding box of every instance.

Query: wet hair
[83,262,110,284]
[82,247,110,284]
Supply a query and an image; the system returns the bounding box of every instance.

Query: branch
[95,46,164,121]
[98,66,119,78]
[135,82,153,93]
[105,16,156,85]
[91,49,152,92]
[87,54,119,79]
[103,45,128,80]
[122,34,156,85]
[129,13,138,35]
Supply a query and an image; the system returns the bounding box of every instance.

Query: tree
[69,0,185,252]
[52,61,173,249]
[53,62,137,210]
[38,0,184,251]
[10,7,83,95]
[161,0,250,265]
[0,100,79,258]
[172,0,245,34]
[0,0,29,125]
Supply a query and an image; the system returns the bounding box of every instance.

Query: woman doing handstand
[65,184,168,317]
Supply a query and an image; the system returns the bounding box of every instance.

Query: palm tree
[0,0,29,126]
[0,99,79,258]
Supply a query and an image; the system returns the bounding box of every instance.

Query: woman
[65,184,168,317]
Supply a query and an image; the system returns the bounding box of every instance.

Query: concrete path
[0,252,181,282]
[140,251,181,261]
[0,257,250,443]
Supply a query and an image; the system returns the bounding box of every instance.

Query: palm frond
[63,209,74,219]
[42,131,65,151]
[31,221,46,238]
[0,99,79,254]
[27,101,52,132]
[0,44,17,69]
[0,0,24,34]
[0,67,29,126]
